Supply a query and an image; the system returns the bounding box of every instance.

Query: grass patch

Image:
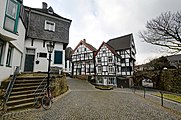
[153,93,181,103]
[95,85,113,90]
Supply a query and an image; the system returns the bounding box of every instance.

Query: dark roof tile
[107,33,133,50]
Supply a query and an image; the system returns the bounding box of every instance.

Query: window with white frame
[45,20,55,31]
[97,57,101,63]
[108,66,114,73]
[108,77,114,84]
[97,77,103,84]
[108,56,112,63]
[98,66,102,73]
[4,0,20,33]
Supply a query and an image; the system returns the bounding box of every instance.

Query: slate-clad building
[23,2,72,72]
[71,39,96,76]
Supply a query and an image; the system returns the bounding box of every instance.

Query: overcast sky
[23,0,181,64]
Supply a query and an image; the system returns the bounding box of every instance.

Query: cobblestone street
[1,78,181,120]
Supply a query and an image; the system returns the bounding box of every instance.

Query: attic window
[48,10,53,14]
[44,20,55,32]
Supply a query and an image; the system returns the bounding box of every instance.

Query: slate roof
[24,6,72,22]
[107,33,133,50]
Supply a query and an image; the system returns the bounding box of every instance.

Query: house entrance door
[24,48,35,72]
[76,68,81,75]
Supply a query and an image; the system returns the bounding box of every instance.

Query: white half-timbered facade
[95,42,121,86]
[107,33,136,88]
[72,40,96,75]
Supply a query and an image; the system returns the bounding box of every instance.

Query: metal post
[160,92,163,106]
[47,53,51,97]
[144,87,146,98]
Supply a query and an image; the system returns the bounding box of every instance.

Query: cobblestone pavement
[1,78,181,120]
[133,89,181,113]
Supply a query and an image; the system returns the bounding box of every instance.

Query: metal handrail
[33,76,52,105]
[2,66,20,105]
[33,76,47,99]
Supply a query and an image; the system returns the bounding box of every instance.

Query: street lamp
[46,42,54,97]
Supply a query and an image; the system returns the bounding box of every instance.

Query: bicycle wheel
[41,96,52,110]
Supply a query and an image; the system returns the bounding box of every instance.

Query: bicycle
[34,86,53,110]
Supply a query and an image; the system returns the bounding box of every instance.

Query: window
[108,56,112,63]
[97,77,103,84]
[45,20,55,31]
[108,66,114,73]
[98,66,102,73]
[108,77,114,84]
[26,48,35,55]
[97,58,101,63]
[121,59,125,63]
[122,66,132,72]
[0,40,5,65]
[4,0,20,33]
[54,51,62,64]
[6,45,13,66]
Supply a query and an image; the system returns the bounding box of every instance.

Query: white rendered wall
[0,0,6,28]
[0,19,25,84]
[24,38,65,72]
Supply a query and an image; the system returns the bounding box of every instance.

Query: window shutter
[54,51,62,64]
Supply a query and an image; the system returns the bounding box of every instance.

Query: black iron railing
[33,76,48,106]
[2,66,20,111]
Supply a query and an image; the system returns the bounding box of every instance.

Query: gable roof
[24,6,72,23]
[95,41,117,56]
[107,33,133,50]
[72,39,97,54]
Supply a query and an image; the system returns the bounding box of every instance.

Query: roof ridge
[108,33,132,42]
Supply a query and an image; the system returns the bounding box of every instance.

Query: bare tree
[139,11,181,52]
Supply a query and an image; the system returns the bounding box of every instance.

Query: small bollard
[144,87,146,98]
[160,91,163,106]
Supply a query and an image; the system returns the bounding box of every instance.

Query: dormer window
[48,10,53,14]
[44,20,55,32]
[48,6,54,14]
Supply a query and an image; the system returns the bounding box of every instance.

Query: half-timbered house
[95,42,121,86]
[107,33,136,87]
[72,39,96,76]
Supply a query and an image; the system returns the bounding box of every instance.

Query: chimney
[83,39,86,42]
[42,2,47,9]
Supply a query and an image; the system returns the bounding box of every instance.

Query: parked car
[142,79,153,88]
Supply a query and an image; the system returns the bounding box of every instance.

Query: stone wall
[72,75,89,80]
[51,74,68,97]
[134,69,181,93]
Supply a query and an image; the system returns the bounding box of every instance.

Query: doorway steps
[2,73,47,112]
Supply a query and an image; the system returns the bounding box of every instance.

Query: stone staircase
[2,73,47,111]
